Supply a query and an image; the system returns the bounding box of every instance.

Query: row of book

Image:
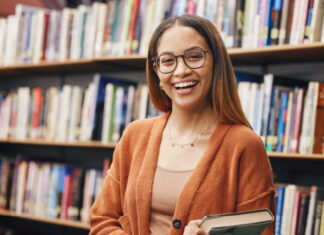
[274,183,324,235]
[0,156,111,224]
[0,74,160,144]
[236,72,324,154]
[0,0,324,66]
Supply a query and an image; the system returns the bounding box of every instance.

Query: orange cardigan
[90,113,275,235]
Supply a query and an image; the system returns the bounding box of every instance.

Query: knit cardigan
[90,113,275,235]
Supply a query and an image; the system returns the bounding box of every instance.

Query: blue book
[275,91,288,152]
[264,0,274,46]
[275,185,285,235]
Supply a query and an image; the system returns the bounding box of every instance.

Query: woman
[90,14,275,235]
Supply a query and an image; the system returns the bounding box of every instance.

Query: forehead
[156,25,209,55]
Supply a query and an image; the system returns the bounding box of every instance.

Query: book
[313,83,324,154]
[198,209,274,235]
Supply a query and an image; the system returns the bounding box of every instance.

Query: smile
[173,81,198,90]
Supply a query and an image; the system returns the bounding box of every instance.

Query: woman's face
[154,25,213,112]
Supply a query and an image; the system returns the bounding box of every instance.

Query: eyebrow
[158,46,205,56]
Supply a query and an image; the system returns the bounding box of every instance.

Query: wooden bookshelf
[0,139,323,159]
[0,43,323,76]
[0,209,89,230]
[268,152,324,160]
[0,139,115,149]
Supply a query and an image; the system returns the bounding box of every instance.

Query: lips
[173,81,199,90]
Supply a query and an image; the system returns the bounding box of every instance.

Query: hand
[183,220,208,235]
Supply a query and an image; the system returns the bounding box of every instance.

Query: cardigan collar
[135,113,231,234]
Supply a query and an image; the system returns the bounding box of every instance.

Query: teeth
[174,81,196,88]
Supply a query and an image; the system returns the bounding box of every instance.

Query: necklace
[168,121,216,148]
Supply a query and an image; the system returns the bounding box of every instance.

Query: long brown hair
[147,14,251,128]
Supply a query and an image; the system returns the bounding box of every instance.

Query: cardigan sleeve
[235,133,276,235]
[89,141,130,235]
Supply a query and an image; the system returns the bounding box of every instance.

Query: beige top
[149,165,193,235]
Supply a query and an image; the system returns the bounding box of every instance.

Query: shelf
[0,209,89,230]
[0,139,323,158]
[228,42,324,65]
[0,43,323,76]
[268,152,324,160]
[0,139,115,149]
[0,55,146,76]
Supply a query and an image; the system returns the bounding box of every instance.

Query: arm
[235,134,276,235]
[89,142,130,235]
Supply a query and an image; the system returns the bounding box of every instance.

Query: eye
[185,50,204,61]
[160,55,176,65]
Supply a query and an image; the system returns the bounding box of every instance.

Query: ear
[153,62,159,76]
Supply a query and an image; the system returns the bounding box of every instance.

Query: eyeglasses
[153,48,209,74]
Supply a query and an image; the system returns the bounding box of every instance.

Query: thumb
[195,228,206,235]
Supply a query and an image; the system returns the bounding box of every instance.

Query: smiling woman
[90,14,275,235]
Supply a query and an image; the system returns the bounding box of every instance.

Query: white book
[56,85,72,142]
[305,186,319,235]
[94,3,107,58]
[125,85,135,127]
[248,83,258,127]
[196,0,206,17]
[0,18,7,66]
[84,4,100,59]
[70,5,88,60]
[58,8,72,61]
[16,87,30,140]
[139,0,155,55]
[0,94,12,139]
[46,10,59,62]
[32,10,45,64]
[15,161,28,214]
[101,83,114,144]
[254,84,264,136]
[46,87,59,141]
[260,74,273,143]
[112,87,125,142]
[34,164,45,216]
[238,81,251,118]
[305,0,322,42]
[280,184,297,235]
[3,15,18,66]
[25,11,38,63]
[247,0,259,48]
[29,162,40,215]
[80,84,94,141]
[24,161,36,214]
[68,86,83,142]
[289,0,301,45]
[296,0,310,44]
[299,82,319,154]
[139,84,149,120]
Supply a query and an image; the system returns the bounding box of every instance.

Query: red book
[127,0,140,55]
[289,88,305,153]
[313,83,324,154]
[61,174,72,219]
[41,11,50,61]
[31,88,43,139]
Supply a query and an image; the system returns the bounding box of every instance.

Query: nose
[173,57,191,76]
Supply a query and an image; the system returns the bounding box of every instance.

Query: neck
[168,104,217,134]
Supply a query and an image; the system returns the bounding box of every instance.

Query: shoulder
[221,124,266,157]
[226,124,264,148]
[119,114,167,145]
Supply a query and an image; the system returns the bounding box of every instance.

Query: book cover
[199,209,274,235]
[275,185,285,235]
[295,192,310,235]
[313,83,324,154]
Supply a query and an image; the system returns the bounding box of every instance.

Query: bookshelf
[0,44,323,233]
[0,209,89,230]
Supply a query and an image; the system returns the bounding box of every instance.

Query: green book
[198,208,274,235]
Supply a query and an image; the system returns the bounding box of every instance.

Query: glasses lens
[158,54,177,73]
[184,49,206,69]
